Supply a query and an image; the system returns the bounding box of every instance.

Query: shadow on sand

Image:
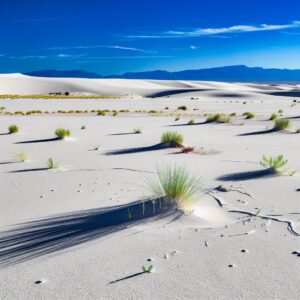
[0,198,180,267]
[15,137,59,144]
[108,132,138,136]
[217,168,276,181]
[8,167,49,173]
[0,132,10,136]
[105,142,172,155]
[238,128,278,136]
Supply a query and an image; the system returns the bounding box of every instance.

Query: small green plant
[296,128,300,133]
[133,127,142,134]
[55,128,71,139]
[8,124,19,134]
[144,164,201,210]
[161,131,184,147]
[177,106,187,111]
[47,158,59,169]
[81,125,86,130]
[273,119,290,130]
[142,265,154,273]
[230,112,237,116]
[187,119,195,125]
[278,109,283,113]
[97,110,106,116]
[13,150,27,162]
[269,113,277,121]
[112,111,118,116]
[206,114,220,123]
[243,112,255,119]
[217,115,231,123]
[174,116,180,121]
[260,155,296,176]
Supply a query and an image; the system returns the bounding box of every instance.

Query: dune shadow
[210,93,249,98]
[150,88,210,98]
[166,121,207,127]
[217,168,276,181]
[0,161,19,165]
[105,142,171,155]
[0,133,10,136]
[238,128,277,136]
[0,198,180,267]
[15,137,59,144]
[8,167,49,173]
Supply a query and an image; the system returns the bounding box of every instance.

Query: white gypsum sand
[0,75,299,300]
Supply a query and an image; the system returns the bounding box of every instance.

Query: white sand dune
[0,76,300,299]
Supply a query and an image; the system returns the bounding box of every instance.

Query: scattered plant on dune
[269,113,277,121]
[230,112,237,116]
[47,158,59,169]
[133,127,142,134]
[260,155,296,176]
[161,131,184,147]
[273,119,290,131]
[187,119,195,125]
[177,106,187,111]
[81,125,86,130]
[142,265,154,273]
[174,116,180,121]
[144,164,201,211]
[8,124,19,134]
[296,128,300,133]
[217,114,231,124]
[243,112,255,119]
[13,150,27,162]
[278,109,283,114]
[112,111,119,116]
[55,128,71,139]
[206,114,220,123]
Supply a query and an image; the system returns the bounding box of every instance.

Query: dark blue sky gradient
[1,0,300,74]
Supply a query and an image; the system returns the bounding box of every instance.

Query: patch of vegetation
[177,106,187,111]
[55,128,71,139]
[273,119,290,131]
[161,131,184,147]
[243,112,255,119]
[187,119,195,125]
[47,158,59,169]
[13,150,27,162]
[205,114,220,123]
[174,116,180,121]
[81,125,86,130]
[260,155,296,176]
[8,124,19,134]
[142,265,154,273]
[269,113,277,121]
[133,127,142,134]
[230,112,237,116]
[144,164,201,210]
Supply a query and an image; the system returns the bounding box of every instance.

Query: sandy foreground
[0,75,300,299]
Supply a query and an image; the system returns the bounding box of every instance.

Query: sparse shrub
[148,110,158,113]
[206,114,220,123]
[55,128,70,139]
[187,119,195,125]
[178,106,187,111]
[81,125,86,130]
[144,164,201,210]
[97,110,106,116]
[142,265,154,273]
[296,128,300,133]
[269,113,277,121]
[133,127,142,134]
[243,112,255,119]
[273,119,290,130]
[260,155,296,176]
[112,111,118,116]
[230,112,237,116]
[161,131,184,147]
[13,150,27,162]
[175,116,180,121]
[165,106,169,110]
[217,115,231,123]
[8,125,19,134]
[278,109,283,113]
[47,158,59,169]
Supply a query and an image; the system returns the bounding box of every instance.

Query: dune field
[0,74,299,299]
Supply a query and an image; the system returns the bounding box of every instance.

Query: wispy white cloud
[129,21,300,39]
[47,45,155,53]
[76,55,173,63]
[190,45,198,49]
[8,55,47,59]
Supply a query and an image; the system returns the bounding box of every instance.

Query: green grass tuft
[47,158,59,169]
[260,155,296,176]
[8,124,19,134]
[161,131,184,147]
[144,164,201,211]
[133,127,142,134]
[273,119,290,130]
[55,128,71,139]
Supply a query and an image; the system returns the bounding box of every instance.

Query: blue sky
[1,0,300,74]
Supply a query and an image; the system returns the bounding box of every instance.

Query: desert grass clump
[145,164,201,210]
[81,125,86,130]
[161,131,184,147]
[47,158,59,169]
[177,105,187,111]
[174,116,180,121]
[206,114,220,123]
[260,155,295,176]
[269,113,277,121]
[187,119,195,125]
[133,127,142,134]
[243,112,255,119]
[55,128,71,139]
[273,119,290,131]
[296,128,300,133]
[8,124,19,134]
[217,114,231,124]
[13,150,27,162]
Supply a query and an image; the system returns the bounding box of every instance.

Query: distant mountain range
[24,65,300,83]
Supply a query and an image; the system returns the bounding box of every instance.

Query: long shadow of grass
[105,143,171,155]
[0,133,10,136]
[0,198,180,267]
[15,137,59,144]
[0,161,19,165]
[108,132,137,136]
[217,168,276,181]
[8,168,49,173]
[238,129,278,136]
[166,122,207,127]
